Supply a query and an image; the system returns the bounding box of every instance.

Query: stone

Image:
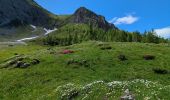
[20,63,30,68]
[15,61,24,68]
[121,89,135,100]
[31,59,40,65]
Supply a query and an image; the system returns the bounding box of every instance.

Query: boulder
[121,89,135,100]
[15,61,24,68]
[1,55,40,69]
[31,59,40,65]
[20,63,30,68]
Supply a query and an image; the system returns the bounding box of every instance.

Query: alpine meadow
[0,0,170,100]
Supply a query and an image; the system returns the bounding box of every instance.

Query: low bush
[153,68,168,74]
[67,59,89,67]
[97,43,112,50]
[61,50,74,54]
[100,46,112,50]
[143,55,155,60]
[118,54,127,61]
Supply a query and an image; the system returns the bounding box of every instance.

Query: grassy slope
[0,41,170,99]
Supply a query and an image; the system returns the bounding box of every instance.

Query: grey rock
[20,63,30,68]
[121,89,135,100]
[0,0,56,28]
[67,7,117,30]
[31,59,40,65]
[15,61,24,68]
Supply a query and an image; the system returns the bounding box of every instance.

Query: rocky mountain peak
[69,7,117,30]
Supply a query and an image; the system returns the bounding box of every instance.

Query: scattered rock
[0,55,40,69]
[20,63,30,68]
[143,55,155,60]
[31,59,40,65]
[15,61,24,68]
[121,89,135,100]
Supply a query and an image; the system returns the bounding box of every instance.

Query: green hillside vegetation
[0,41,170,99]
[40,24,167,46]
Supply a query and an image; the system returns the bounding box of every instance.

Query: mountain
[67,7,117,30]
[0,0,117,42]
[0,0,57,28]
[0,0,116,30]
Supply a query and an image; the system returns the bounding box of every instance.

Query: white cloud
[155,26,170,39]
[109,15,139,25]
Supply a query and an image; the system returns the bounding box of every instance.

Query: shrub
[97,43,112,50]
[61,50,74,54]
[118,54,127,61]
[67,59,89,67]
[143,55,155,60]
[153,68,168,74]
[100,46,112,50]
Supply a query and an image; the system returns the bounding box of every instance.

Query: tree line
[42,24,168,46]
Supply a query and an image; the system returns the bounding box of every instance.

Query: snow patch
[30,25,36,29]
[16,36,39,42]
[44,28,57,35]
[16,28,57,42]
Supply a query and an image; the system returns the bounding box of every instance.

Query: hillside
[0,0,59,42]
[0,0,169,99]
[0,41,170,99]
[0,0,118,42]
[0,25,46,42]
[38,23,167,46]
[0,0,57,28]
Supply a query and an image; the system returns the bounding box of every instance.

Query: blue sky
[35,0,170,38]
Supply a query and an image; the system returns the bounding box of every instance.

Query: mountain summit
[68,7,117,30]
[0,0,56,28]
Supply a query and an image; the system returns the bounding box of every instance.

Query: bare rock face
[0,0,56,28]
[68,7,117,30]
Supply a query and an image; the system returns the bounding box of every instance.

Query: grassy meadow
[0,41,170,100]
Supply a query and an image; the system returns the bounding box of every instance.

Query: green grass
[0,41,170,99]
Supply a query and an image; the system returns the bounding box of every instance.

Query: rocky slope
[0,0,57,28]
[67,7,117,30]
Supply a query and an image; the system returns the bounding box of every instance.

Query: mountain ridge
[0,0,118,42]
[66,7,117,30]
[0,0,57,28]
